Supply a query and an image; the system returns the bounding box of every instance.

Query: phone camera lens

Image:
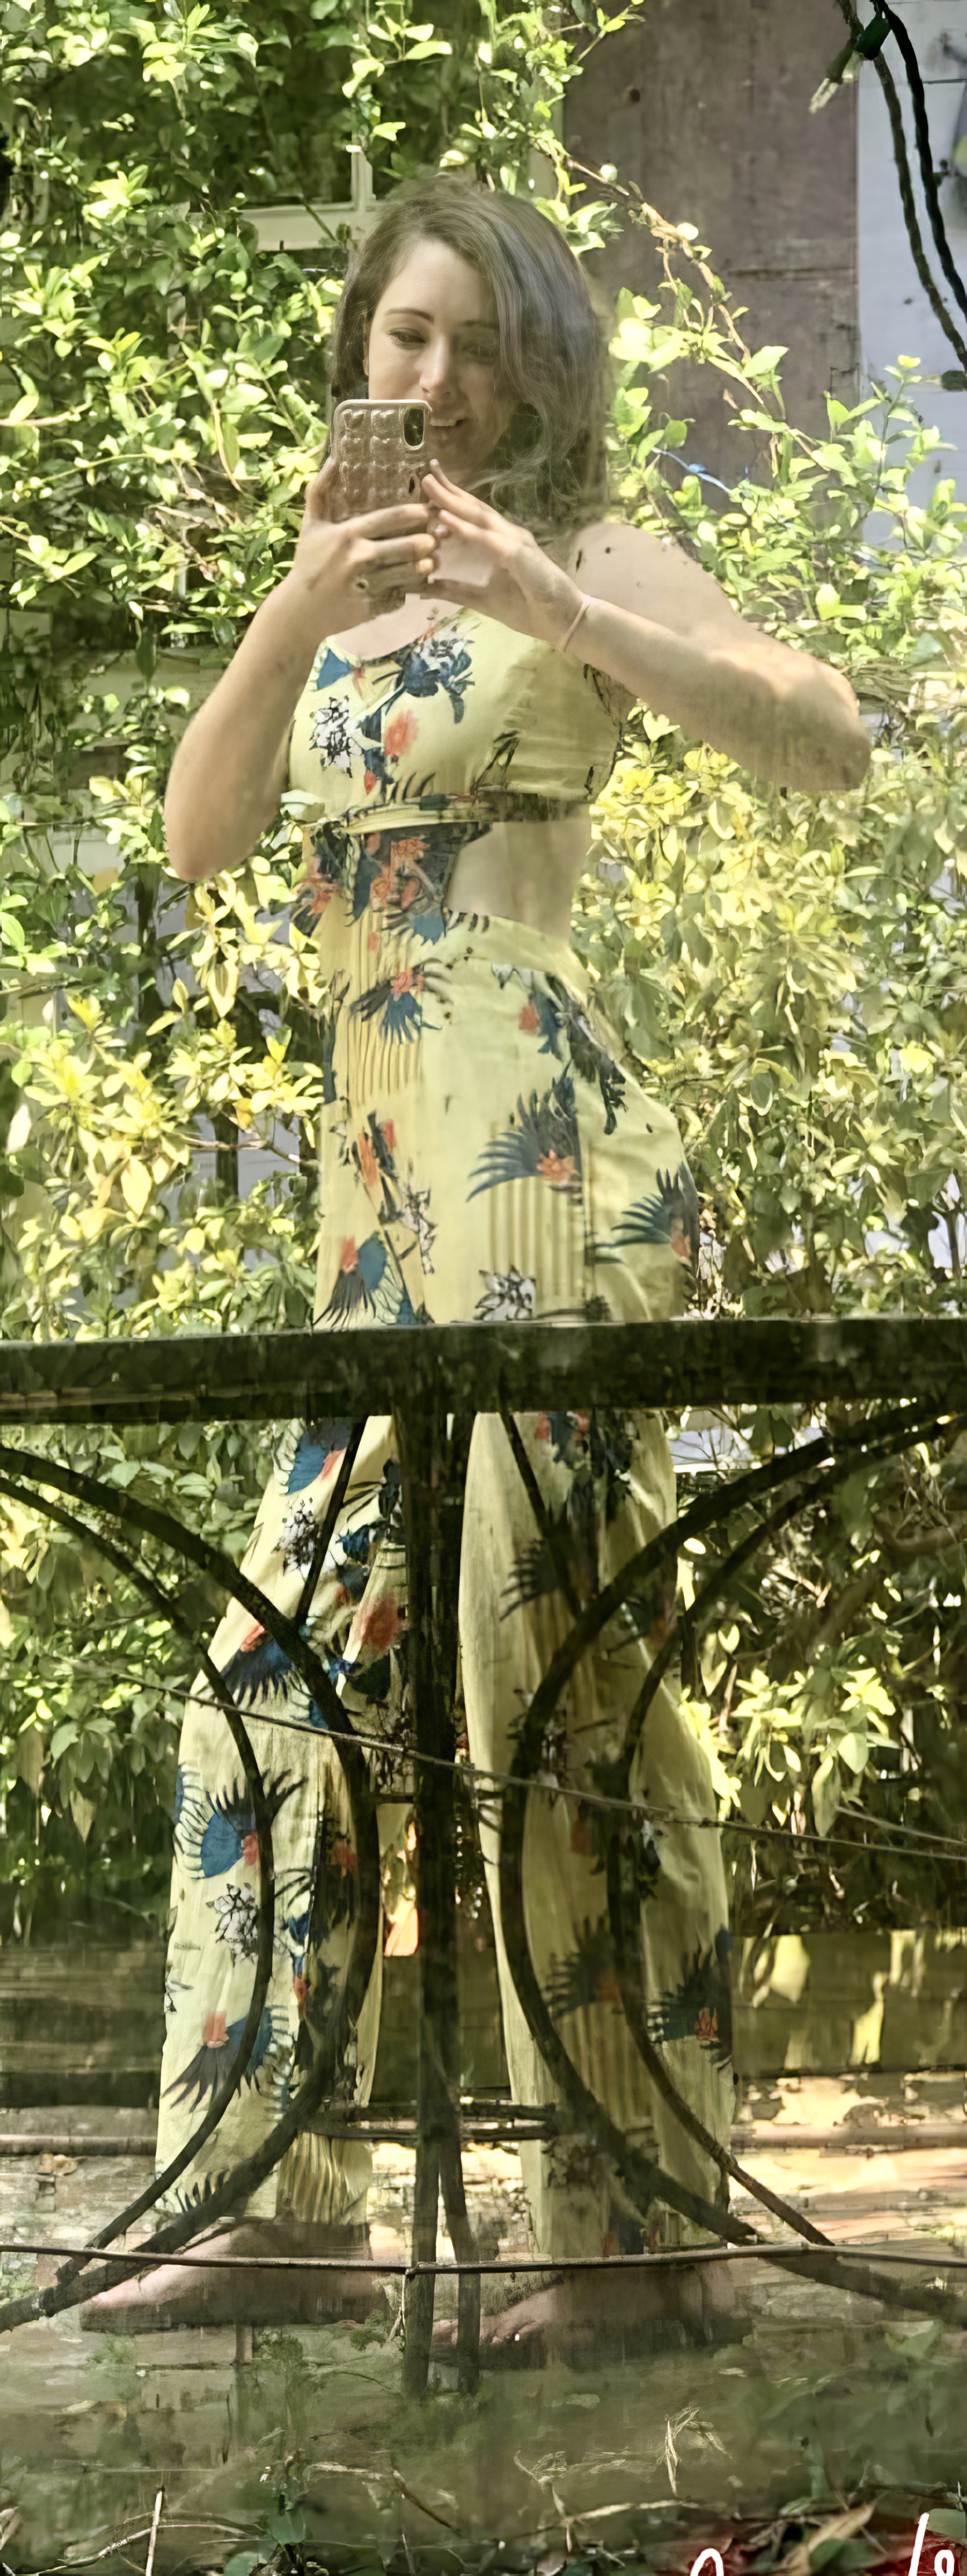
[404,407,426,448]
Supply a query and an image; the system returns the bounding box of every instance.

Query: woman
[83,175,868,2351]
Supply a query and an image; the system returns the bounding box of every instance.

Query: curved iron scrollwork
[496,1395,967,2333]
[0,1437,382,2337]
[3,1383,967,2368]
[0,1470,279,2292]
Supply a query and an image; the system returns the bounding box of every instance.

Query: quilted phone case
[331,400,431,611]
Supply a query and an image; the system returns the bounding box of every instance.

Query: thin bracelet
[559,593,591,655]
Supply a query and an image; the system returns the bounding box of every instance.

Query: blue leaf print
[405,906,448,945]
[468,1074,583,1201]
[181,1768,297,1882]
[350,970,433,1045]
[599,1164,699,1267]
[317,1230,404,1327]
[164,2003,281,2109]
[199,1807,250,1879]
[287,1419,353,1495]
[315,646,353,688]
[350,845,391,920]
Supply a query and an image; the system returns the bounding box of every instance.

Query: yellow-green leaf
[121,1158,153,1217]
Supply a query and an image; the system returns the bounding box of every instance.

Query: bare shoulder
[566,514,753,645]
[567,515,861,719]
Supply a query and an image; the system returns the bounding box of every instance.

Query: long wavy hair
[324,173,614,551]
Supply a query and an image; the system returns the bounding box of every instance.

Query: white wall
[858,0,967,512]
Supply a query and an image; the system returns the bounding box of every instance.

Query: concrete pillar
[565,0,859,488]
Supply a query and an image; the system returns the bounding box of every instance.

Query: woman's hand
[422,463,583,647]
[287,456,440,633]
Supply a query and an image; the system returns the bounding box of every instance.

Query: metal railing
[2,1315,967,2388]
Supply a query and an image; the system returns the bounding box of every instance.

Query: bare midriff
[445,811,591,940]
[326,592,592,942]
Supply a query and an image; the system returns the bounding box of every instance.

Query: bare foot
[79,2219,388,2333]
[432,2260,747,2369]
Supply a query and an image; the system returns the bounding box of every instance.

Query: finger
[422,467,491,522]
[362,530,439,575]
[422,469,471,504]
[368,555,437,592]
[353,499,434,538]
[303,456,340,514]
[363,556,438,598]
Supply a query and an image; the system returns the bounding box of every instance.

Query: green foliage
[560,213,967,1929]
[1,32,967,1940]
[0,0,632,1935]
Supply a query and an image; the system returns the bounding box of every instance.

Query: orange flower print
[384,709,419,762]
[519,999,539,1033]
[241,1832,259,1867]
[391,966,423,1000]
[368,930,381,951]
[537,1150,576,1187]
[694,2007,719,2044]
[338,1237,358,1273]
[358,1129,379,1190]
[364,834,383,855]
[381,1119,396,1151]
[349,1594,406,1657]
[364,769,377,793]
[535,1412,551,1441]
[297,852,333,916]
[389,835,426,868]
[293,1973,309,2016]
[331,1838,358,1876]
[203,2011,228,2048]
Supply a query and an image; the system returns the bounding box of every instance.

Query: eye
[390,331,424,347]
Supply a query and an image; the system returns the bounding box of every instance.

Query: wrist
[559,590,591,656]
[259,570,329,664]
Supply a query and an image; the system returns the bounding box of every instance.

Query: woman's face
[363,235,518,486]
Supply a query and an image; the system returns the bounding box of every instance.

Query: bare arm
[420,473,870,799]
[164,463,439,883]
[571,523,870,795]
[164,576,322,883]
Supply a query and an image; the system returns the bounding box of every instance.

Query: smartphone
[329,400,432,612]
[330,398,431,508]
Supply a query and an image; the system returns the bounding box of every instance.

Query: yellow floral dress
[155,603,734,2255]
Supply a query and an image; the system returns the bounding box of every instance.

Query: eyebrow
[384,306,498,331]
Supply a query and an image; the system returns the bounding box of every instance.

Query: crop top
[286,601,634,913]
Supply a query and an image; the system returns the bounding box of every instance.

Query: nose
[417,336,460,405]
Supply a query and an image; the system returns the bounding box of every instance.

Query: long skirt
[155,893,735,2254]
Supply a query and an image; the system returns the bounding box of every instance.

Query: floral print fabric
[154,611,734,2251]
[286,602,635,850]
